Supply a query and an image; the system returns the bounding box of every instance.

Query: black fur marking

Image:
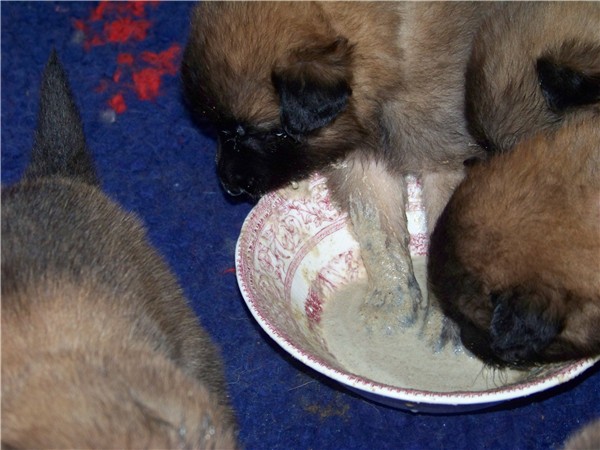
[489,289,561,365]
[24,51,98,186]
[457,320,501,365]
[537,58,600,113]
[215,126,309,198]
[428,204,497,359]
[427,201,481,319]
[272,72,351,136]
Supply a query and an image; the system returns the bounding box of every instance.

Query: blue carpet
[2,2,598,449]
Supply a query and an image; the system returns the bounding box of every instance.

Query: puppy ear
[537,43,600,112]
[489,288,562,364]
[272,37,352,136]
[25,50,99,186]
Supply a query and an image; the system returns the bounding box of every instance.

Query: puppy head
[182,2,378,197]
[429,116,600,368]
[466,2,600,153]
[429,194,586,369]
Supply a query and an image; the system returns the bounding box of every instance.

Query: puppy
[182,2,498,336]
[429,113,600,367]
[1,52,239,448]
[428,3,600,367]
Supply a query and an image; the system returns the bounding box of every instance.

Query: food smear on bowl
[320,256,528,392]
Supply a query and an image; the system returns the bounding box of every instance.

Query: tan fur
[453,114,599,349]
[187,2,402,129]
[2,179,240,449]
[563,419,600,450]
[466,2,600,151]
[182,2,498,336]
[1,54,239,448]
[427,2,600,365]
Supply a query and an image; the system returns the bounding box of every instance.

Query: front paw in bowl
[346,182,427,333]
[421,305,463,353]
[360,271,423,333]
[354,217,424,332]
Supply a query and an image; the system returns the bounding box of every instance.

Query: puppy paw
[421,306,463,353]
[359,268,423,333]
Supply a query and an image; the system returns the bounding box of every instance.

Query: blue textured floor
[2,2,598,449]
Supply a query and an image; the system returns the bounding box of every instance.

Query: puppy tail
[24,50,99,186]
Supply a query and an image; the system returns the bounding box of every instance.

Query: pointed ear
[25,50,99,186]
[272,37,353,136]
[537,46,600,112]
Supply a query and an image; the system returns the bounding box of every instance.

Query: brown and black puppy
[429,113,600,367]
[428,3,600,367]
[181,2,498,335]
[1,52,239,448]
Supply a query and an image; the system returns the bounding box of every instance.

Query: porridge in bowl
[235,175,597,412]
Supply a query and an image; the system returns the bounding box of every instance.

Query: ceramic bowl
[235,175,598,413]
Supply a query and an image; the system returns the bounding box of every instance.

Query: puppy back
[466,2,600,152]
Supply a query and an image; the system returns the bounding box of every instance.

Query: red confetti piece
[104,17,151,43]
[132,68,162,100]
[90,2,110,21]
[108,93,127,114]
[90,1,153,22]
[117,52,135,65]
[140,44,181,74]
[127,1,150,17]
[112,67,123,83]
[73,19,87,31]
[89,35,104,48]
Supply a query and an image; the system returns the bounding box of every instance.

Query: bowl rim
[235,190,599,407]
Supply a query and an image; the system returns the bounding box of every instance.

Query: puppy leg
[422,169,466,235]
[327,159,423,333]
[421,169,466,351]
